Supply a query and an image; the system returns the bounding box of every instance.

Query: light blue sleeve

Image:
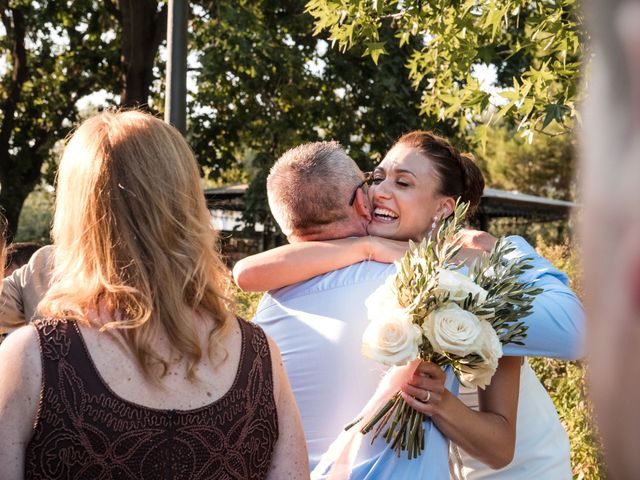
[500,236,585,360]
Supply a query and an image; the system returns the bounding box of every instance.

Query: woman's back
[25,315,278,480]
[0,110,308,479]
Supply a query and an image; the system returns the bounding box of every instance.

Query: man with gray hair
[267,141,369,241]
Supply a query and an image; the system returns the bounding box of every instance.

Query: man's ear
[353,188,372,222]
[439,197,456,219]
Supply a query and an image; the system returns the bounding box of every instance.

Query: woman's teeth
[374,208,399,221]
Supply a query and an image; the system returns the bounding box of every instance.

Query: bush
[532,240,606,479]
[15,184,54,244]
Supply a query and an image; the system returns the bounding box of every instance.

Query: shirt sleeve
[500,236,585,360]
[0,245,53,331]
[0,263,29,331]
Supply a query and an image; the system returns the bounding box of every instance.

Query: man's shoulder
[260,261,395,305]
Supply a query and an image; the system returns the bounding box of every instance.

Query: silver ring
[422,391,431,403]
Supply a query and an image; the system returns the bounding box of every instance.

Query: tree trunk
[116,0,168,108]
[0,4,29,239]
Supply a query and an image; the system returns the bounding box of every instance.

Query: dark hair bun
[458,152,484,215]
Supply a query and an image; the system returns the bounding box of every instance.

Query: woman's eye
[372,176,384,184]
[396,180,410,187]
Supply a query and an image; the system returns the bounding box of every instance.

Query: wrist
[431,388,455,425]
[357,236,373,262]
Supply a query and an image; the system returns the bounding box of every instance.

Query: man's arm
[500,235,584,359]
[459,231,584,360]
[0,245,53,331]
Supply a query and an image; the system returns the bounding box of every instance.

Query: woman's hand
[451,229,497,268]
[365,236,410,263]
[399,361,447,417]
[457,229,498,252]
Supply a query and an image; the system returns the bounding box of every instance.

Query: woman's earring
[428,215,439,239]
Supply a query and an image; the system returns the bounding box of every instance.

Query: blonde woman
[0,110,308,479]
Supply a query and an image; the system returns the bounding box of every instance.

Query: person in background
[0,241,46,342]
[0,244,53,330]
[581,1,640,478]
[0,110,308,479]
[4,242,41,277]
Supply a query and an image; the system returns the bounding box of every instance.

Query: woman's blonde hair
[40,110,232,381]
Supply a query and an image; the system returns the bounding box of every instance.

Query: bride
[235,131,578,479]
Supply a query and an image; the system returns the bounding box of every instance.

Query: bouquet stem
[359,391,426,459]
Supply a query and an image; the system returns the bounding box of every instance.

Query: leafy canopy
[305,0,585,143]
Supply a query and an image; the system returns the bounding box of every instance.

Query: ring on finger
[422,390,431,403]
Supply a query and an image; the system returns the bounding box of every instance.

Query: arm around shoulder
[266,335,309,479]
[0,325,42,479]
[233,238,372,292]
[501,236,585,359]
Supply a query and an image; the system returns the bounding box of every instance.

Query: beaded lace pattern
[25,317,278,479]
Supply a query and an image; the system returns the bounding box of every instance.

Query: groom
[253,141,583,477]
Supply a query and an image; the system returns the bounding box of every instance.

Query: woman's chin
[368,221,404,241]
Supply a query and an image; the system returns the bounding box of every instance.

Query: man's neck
[290,224,366,243]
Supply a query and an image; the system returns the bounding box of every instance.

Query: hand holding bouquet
[354,201,542,459]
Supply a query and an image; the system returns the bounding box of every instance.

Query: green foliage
[530,240,605,479]
[14,183,53,245]
[529,358,606,480]
[232,284,263,320]
[305,0,586,142]
[477,124,576,201]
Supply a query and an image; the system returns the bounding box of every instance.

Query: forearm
[431,357,521,469]
[433,394,513,469]
[233,238,370,291]
[502,283,585,359]
[501,236,584,359]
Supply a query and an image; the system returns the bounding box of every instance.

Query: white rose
[458,322,503,389]
[478,321,503,365]
[459,356,499,389]
[435,268,488,304]
[422,303,483,357]
[365,276,399,321]
[362,307,422,366]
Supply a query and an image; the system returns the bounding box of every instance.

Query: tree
[0,0,121,240]
[0,0,167,239]
[189,0,450,230]
[477,124,576,200]
[104,0,167,108]
[305,0,585,144]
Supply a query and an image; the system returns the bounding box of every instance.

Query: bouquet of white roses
[354,201,542,459]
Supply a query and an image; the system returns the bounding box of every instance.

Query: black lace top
[25,317,278,479]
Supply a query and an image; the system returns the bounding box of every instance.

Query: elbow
[486,444,515,470]
[232,262,251,291]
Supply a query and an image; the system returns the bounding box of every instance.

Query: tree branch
[0,4,28,164]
